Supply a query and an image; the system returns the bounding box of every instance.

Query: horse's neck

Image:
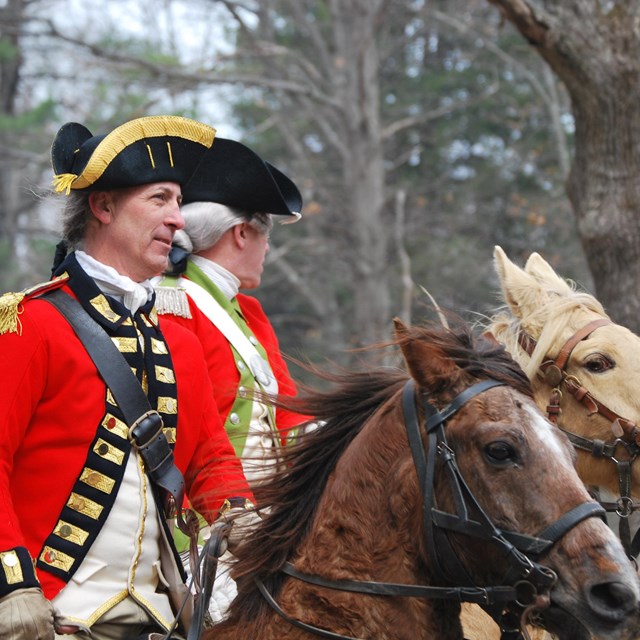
[295,402,420,573]
[280,403,466,639]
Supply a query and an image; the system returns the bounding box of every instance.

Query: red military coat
[162,288,306,444]
[0,271,251,600]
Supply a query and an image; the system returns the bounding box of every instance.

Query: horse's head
[215,318,639,640]
[487,245,640,500]
[395,318,639,640]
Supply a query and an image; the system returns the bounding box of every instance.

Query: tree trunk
[244,0,392,354]
[322,0,391,348]
[487,0,640,331]
[0,0,25,249]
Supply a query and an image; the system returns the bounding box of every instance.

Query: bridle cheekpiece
[517,319,640,557]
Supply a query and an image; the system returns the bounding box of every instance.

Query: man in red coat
[155,138,309,485]
[0,116,253,640]
[153,139,309,619]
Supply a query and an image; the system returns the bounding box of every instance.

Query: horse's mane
[219,321,532,625]
[222,361,407,623]
[483,288,609,379]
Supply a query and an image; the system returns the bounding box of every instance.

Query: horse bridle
[518,319,640,557]
[255,378,605,640]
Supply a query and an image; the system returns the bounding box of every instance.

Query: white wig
[173,202,273,253]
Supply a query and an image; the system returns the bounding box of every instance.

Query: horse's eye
[484,441,516,464]
[584,354,614,374]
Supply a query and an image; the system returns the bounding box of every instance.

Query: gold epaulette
[0,273,69,336]
[154,280,192,319]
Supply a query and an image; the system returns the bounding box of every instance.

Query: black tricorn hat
[181,137,302,218]
[51,115,216,194]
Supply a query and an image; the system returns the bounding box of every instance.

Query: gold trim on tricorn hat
[51,115,216,195]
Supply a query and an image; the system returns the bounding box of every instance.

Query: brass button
[59,524,72,538]
[2,553,17,567]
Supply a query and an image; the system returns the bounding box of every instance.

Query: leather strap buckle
[129,410,164,447]
[129,411,175,477]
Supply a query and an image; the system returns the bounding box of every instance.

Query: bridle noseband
[255,378,605,640]
[518,319,640,557]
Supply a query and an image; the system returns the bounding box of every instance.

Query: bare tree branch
[427,8,552,105]
[37,18,344,109]
[394,188,413,325]
[382,83,499,140]
[284,0,334,80]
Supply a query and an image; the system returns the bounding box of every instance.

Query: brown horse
[462,246,640,640]
[203,320,639,640]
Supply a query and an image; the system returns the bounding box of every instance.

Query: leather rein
[255,378,605,640]
[518,318,640,558]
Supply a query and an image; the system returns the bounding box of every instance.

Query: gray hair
[174,201,273,253]
[60,190,92,249]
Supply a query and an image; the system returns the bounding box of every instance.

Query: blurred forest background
[2,0,640,378]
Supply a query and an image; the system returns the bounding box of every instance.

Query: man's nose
[168,201,185,230]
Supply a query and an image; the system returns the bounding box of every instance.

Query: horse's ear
[394,319,457,391]
[524,251,573,294]
[493,246,549,325]
[393,317,409,340]
[480,330,501,348]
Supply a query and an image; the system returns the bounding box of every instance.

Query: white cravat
[75,250,154,314]
[189,255,239,300]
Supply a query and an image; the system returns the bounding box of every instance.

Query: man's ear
[88,191,113,224]
[232,223,248,248]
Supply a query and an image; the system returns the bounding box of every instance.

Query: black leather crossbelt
[44,288,187,524]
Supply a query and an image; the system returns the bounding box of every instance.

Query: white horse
[462,246,640,640]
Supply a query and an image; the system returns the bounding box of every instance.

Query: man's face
[235,222,270,290]
[88,182,184,281]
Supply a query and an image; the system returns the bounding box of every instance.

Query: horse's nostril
[587,581,638,621]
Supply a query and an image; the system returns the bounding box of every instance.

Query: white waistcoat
[52,452,175,628]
